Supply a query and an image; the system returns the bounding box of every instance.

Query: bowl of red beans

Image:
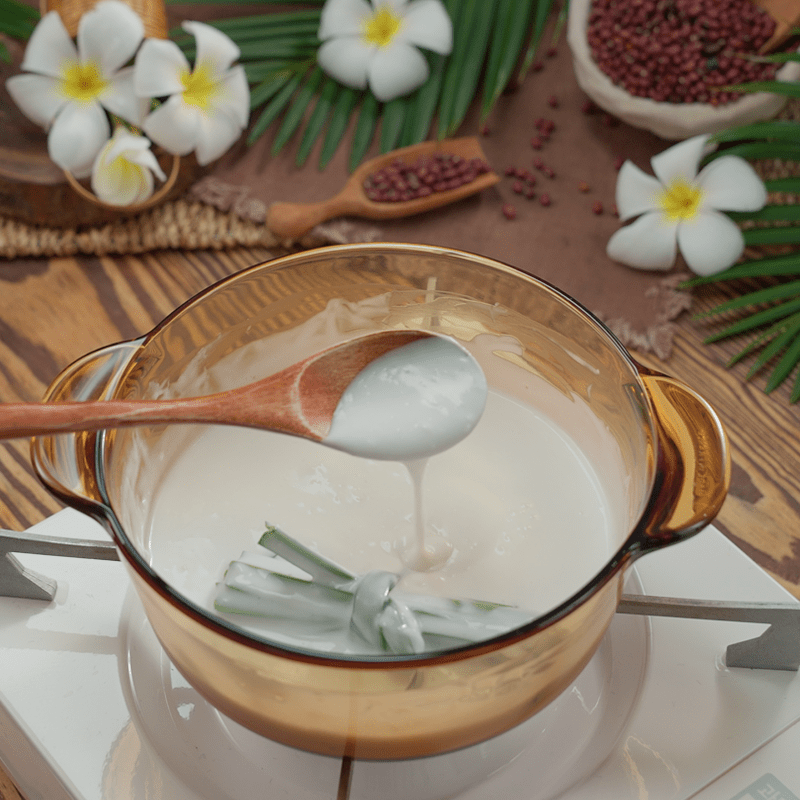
[567,0,800,140]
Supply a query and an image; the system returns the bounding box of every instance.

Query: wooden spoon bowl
[266,137,500,241]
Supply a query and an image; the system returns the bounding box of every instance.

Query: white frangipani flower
[607,135,767,276]
[6,0,147,179]
[133,21,249,166]
[91,126,166,206]
[317,0,453,102]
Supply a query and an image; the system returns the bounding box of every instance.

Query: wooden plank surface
[1,248,800,799]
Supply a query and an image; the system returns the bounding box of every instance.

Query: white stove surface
[1,509,799,800]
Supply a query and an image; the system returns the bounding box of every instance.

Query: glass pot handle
[31,338,143,518]
[631,365,731,555]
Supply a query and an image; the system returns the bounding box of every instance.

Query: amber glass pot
[32,244,730,760]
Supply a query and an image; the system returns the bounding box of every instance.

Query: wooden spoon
[265,137,499,241]
[755,0,800,52]
[0,330,433,442]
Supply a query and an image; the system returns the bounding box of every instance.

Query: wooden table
[1,245,799,799]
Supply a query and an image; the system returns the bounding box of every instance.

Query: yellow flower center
[60,60,108,104]
[108,154,139,183]
[363,5,403,47]
[659,179,703,221]
[180,63,219,112]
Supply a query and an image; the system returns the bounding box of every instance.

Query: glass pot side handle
[31,338,144,516]
[631,365,731,555]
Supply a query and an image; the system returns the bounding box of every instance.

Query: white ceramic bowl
[567,0,800,140]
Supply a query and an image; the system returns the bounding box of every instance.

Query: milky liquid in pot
[145,384,618,648]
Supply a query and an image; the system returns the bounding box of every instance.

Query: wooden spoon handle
[0,397,224,440]
[266,195,363,240]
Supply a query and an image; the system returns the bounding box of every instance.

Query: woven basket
[40,0,168,38]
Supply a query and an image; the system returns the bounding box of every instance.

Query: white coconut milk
[145,386,617,638]
[128,298,630,655]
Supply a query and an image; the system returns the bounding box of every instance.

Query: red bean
[364,153,490,202]
[586,0,781,104]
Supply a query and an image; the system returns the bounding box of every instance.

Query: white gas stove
[1,509,799,800]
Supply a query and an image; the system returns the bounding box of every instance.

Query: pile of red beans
[586,0,781,104]
[363,153,491,202]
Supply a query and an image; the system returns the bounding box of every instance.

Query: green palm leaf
[703,296,800,342]
[295,76,340,167]
[318,87,360,170]
[710,119,800,145]
[380,98,408,153]
[706,142,800,162]
[729,205,800,224]
[437,0,499,138]
[742,227,800,247]
[697,280,800,318]
[765,326,800,395]
[349,93,380,172]
[696,51,800,401]
[0,0,38,62]
[247,70,306,146]
[480,0,534,121]
[271,65,323,155]
[685,252,800,286]
[183,0,555,171]
[722,80,800,98]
